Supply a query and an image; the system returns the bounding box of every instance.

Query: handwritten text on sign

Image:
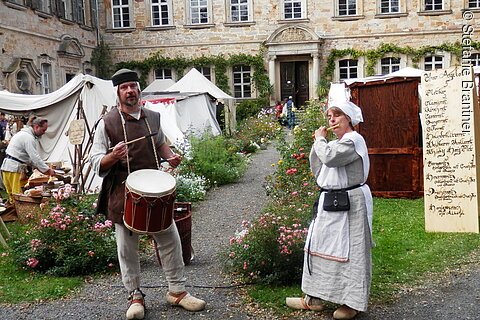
[422,66,479,233]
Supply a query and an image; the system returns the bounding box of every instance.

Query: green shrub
[236,98,268,123]
[224,213,309,285]
[230,109,283,153]
[174,171,208,202]
[8,187,118,277]
[181,134,247,187]
[225,99,329,284]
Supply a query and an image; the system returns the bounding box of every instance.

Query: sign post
[422,66,480,233]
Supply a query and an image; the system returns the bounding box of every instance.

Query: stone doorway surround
[264,24,323,104]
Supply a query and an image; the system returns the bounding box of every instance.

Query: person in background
[282,96,296,130]
[0,113,8,141]
[286,100,373,320]
[274,101,284,124]
[90,68,206,320]
[0,115,55,221]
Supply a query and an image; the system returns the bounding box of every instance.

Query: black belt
[320,184,363,193]
[6,154,26,164]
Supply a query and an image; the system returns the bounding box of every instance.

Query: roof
[167,68,234,100]
[142,79,176,93]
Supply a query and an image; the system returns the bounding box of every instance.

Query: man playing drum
[90,68,206,320]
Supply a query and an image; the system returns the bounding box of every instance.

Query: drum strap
[118,108,161,175]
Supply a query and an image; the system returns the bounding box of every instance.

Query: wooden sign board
[68,119,85,145]
[422,66,480,233]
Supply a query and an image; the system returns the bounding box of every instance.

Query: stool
[0,207,11,248]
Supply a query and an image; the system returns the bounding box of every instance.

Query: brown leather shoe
[286,295,324,311]
[333,305,359,319]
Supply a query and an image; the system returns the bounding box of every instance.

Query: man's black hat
[111,68,139,87]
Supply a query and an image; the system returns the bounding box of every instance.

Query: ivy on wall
[115,52,270,98]
[322,41,480,81]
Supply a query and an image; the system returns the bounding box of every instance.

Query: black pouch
[323,189,350,211]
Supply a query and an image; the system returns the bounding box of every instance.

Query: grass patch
[247,197,480,313]
[0,253,82,303]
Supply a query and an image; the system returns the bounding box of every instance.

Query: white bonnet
[327,100,363,126]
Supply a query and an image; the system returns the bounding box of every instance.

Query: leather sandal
[286,295,324,311]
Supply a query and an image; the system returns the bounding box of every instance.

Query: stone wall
[0,1,97,93]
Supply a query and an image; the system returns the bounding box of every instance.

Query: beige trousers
[115,221,186,293]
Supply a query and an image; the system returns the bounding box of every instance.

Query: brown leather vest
[101,107,165,223]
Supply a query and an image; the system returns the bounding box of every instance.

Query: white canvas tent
[0,74,115,192]
[166,68,237,133]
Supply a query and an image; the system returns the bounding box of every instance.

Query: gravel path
[1,144,480,319]
[0,146,280,320]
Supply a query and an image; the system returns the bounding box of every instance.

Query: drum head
[126,169,176,197]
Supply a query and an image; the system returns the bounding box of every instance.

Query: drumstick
[108,132,158,150]
[327,124,340,131]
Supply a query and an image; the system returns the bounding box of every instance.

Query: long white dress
[301,131,373,312]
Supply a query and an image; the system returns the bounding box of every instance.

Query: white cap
[327,100,363,126]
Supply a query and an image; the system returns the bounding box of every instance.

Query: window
[155,68,173,79]
[380,0,399,13]
[380,57,400,74]
[41,63,52,94]
[73,0,85,23]
[338,0,356,16]
[339,59,358,80]
[469,0,480,8]
[283,0,304,19]
[196,67,211,81]
[6,0,26,6]
[229,0,251,22]
[233,65,251,98]
[32,0,51,13]
[188,0,209,24]
[424,0,442,10]
[151,0,172,26]
[470,53,480,66]
[112,0,131,28]
[424,56,443,71]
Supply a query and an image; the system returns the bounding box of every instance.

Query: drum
[124,169,176,234]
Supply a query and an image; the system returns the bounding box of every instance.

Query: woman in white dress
[286,100,373,320]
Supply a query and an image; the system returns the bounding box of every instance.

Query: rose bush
[225,99,329,284]
[9,185,117,277]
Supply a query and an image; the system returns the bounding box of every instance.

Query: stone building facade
[0,0,97,94]
[96,0,480,106]
[1,0,479,107]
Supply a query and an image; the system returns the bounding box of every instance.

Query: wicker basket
[13,194,46,224]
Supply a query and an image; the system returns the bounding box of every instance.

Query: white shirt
[1,126,49,173]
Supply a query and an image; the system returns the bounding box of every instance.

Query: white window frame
[150,0,173,26]
[154,68,173,79]
[41,63,52,94]
[470,53,480,66]
[282,0,306,20]
[379,0,399,13]
[187,0,211,25]
[233,65,251,98]
[380,57,401,75]
[336,0,357,16]
[112,0,132,28]
[196,66,212,81]
[423,0,443,10]
[228,0,252,22]
[424,55,444,71]
[338,59,359,80]
[468,0,480,8]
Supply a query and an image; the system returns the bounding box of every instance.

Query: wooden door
[280,61,309,107]
[349,78,423,198]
